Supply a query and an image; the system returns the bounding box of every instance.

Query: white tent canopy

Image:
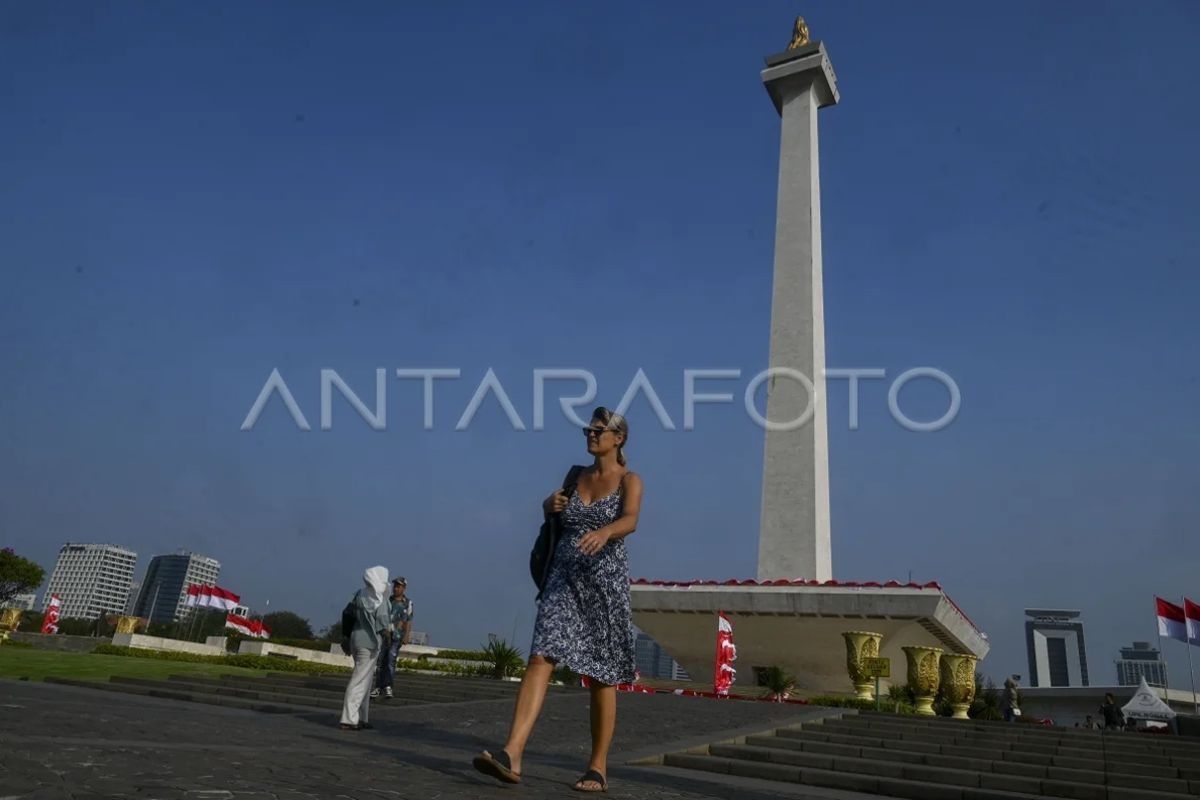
[1121,677,1176,722]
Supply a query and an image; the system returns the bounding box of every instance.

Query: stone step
[257,672,525,699]
[780,727,1189,781]
[44,677,316,715]
[856,713,1200,756]
[112,676,341,710]
[693,742,1197,800]
[747,733,1200,797]
[170,675,430,706]
[664,751,1069,800]
[824,717,1200,767]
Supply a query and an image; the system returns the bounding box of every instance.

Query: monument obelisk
[631,22,988,694]
[757,21,839,582]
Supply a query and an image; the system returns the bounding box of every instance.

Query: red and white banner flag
[713,610,737,697]
[1185,598,1200,646]
[249,617,271,639]
[1156,597,1187,643]
[41,594,61,634]
[225,614,271,638]
[187,584,241,611]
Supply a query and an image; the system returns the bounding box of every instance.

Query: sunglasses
[582,426,612,438]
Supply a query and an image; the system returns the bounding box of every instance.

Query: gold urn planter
[842,630,883,700]
[940,653,979,720]
[0,607,21,632]
[902,645,943,716]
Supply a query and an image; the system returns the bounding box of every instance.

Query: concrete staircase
[46,670,574,714]
[660,710,1200,800]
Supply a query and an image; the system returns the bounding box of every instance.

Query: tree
[318,620,342,643]
[0,548,45,606]
[262,611,313,640]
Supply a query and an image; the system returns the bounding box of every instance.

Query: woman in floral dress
[474,407,643,793]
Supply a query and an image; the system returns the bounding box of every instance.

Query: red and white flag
[225,613,271,639]
[187,584,241,611]
[713,611,737,697]
[1156,597,1187,643]
[1185,598,1200,646]
[41,594,61,634]
[249,617,271,639]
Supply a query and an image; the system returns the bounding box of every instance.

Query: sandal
[472,748,521,784]
[338,723,358,731]
[573,769,608,793]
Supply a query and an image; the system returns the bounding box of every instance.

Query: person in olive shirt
[371,577,414,700]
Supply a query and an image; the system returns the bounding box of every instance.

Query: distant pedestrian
[1001,677,1021,722]
[473,407,643,793]
[1100,693,1124,730]
[371,577,413,700]
[339,566,391,731]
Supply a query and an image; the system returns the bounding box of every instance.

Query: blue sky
[2,1,1198,683]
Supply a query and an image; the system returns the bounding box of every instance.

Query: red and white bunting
[1156,597,1187,643]
[1185,598,1200,646]
[41,594,61,634]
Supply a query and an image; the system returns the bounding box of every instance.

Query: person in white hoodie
[340,565,391,730]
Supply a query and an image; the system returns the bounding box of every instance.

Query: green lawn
[0,648,266,683]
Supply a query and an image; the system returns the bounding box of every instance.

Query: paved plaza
[0,679,875,800]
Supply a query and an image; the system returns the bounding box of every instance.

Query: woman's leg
[359,649,380,723]
[498,655,555,774]
[341,648,375,726]
[578,681,616,788]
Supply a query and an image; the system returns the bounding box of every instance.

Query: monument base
[631,579,988,695]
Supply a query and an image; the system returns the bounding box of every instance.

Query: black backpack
[339,597,357,656]
[529,465,584,598]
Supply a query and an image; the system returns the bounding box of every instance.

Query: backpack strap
[562,464,585,493]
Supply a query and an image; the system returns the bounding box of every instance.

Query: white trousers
[341,647,380,726]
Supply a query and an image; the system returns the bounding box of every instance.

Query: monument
[631,18,989,694]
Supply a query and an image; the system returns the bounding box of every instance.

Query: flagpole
[1156,598,1172,700]
[1183,596,1198,714]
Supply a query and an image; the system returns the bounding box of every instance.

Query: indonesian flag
[187,584,240,611]
[249,618,271,639]
[225,613,254,636]
[1186,598,1200,646]
[225,613,271,639]
[41,594,61,634]
[1156,597,1187,643]
[713,611,737,697]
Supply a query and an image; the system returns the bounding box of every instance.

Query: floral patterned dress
[530,484,637,685]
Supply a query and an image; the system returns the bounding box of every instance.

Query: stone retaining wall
[111,632,226,657]
[239,640,352,668]
[7,632,102,653]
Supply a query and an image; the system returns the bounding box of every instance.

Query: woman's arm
[577,472,643,556]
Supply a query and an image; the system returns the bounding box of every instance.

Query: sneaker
[385,686,393,699]
[369,688,380,698]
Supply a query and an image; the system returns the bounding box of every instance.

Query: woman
[474,407,643,793]
[340,565,391,731]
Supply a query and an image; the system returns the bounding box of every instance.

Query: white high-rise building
[43,543,138,620]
